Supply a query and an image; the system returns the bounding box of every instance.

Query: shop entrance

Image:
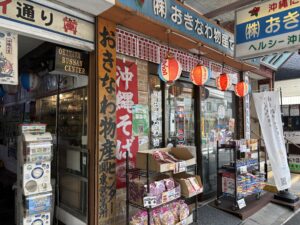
[0,35,89,225]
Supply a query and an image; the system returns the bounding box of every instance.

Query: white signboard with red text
[0,0,94,51]
[116,59,138,188]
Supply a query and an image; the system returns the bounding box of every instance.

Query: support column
[96,17,117,225]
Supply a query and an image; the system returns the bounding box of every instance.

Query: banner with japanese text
[97,18,117,223]
[117,0,234,56]
[236,0,300,59]
[0,0,94,50]
[0,30,18,85]
[116,58,138,188]
[253,91,291,190]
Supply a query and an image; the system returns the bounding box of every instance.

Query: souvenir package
[23,212,50,225]
[153,151,178,163]
[24,193,52,215]
[130,200,190,225]
[129,177,180,207]
[22,161,52,196]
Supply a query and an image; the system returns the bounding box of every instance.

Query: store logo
[63,17,78,35]
[248,7,260,17]
[135,0,145,8]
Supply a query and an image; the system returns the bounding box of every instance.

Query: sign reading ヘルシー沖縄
[117,0,235,57]
[235,0,300,59]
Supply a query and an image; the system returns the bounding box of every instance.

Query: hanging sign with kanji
[117,0,234,56]
[116,58,138,189]
[0,0,94,50]
[0,30,18,85]
[235,0,300,59]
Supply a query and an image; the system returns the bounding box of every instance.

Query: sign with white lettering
[52,47,89,76]
[235,0,300,59]
[117,0,234,56]
[0,0,94,51]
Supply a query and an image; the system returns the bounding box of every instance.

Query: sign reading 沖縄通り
[0,0,94,51]
[235,0,300,59]
[117,0,235,56]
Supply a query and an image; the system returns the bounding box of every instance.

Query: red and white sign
[116,58,138,188]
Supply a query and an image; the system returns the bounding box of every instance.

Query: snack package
[169,201,180,223]
[153,151,178,163]
[184,178,196,193]
[152,209,162,225]
[164,178,175,191]
[187,177,201,192]
[178,200,190,221]
[154,180,166,195]
[160,206,175,225]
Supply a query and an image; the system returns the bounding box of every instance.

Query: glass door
[201,87,235,196]
[165,82,195,147]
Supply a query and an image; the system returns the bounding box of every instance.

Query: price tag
[239,166,247,174]
[168,189,176,200]
[237,198,246,209]
[174,161,187,174]
[143,196,157,208]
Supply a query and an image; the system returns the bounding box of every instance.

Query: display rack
[215,140,264,211]
[126,150,200,225]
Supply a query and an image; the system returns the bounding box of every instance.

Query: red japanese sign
[116,58,138,188]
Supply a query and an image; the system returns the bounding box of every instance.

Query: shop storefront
[0,1,95,225]
[95,1,273,224]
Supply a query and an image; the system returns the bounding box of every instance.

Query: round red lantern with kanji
[158,55,182,83]
[235,81,251,97]
[216,73,231,91]
[190,64,210,86]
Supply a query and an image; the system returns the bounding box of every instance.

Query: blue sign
[235,0,300,59]
[117,0,235,56]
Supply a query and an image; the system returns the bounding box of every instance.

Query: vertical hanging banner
[244,75,251,139]
[97,18,117,223]
[253,91,291,190]
[0,31,18,85]
[116,58,138,188]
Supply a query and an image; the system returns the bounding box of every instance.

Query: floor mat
[284,211,300,225]
[197,205,242,225]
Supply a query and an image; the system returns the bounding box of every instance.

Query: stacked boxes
[17,124,53,225]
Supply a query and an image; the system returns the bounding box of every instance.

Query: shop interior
[0,35,88,225]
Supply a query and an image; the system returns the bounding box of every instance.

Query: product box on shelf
[23,212,50,225]
[24,192,52,215]
[247,139,258,151]
[222,172,235,195]
[136,147,196,173]
[129,176,181,208]
[23,161,52,196]
[173,173,203,198]
[18,124,47,135]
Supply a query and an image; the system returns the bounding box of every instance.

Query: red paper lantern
[235,81,251,97]
[190,65,210,86]
[158,55,182,83]
[216,73,231,91]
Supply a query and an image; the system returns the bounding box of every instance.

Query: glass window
[165,82,195,146]
[201,87,235,195]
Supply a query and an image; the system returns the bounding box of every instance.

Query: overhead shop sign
[0,0,94,51]
[117,0,235,56]
[51,46,89,76]
[235,0,300,59]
